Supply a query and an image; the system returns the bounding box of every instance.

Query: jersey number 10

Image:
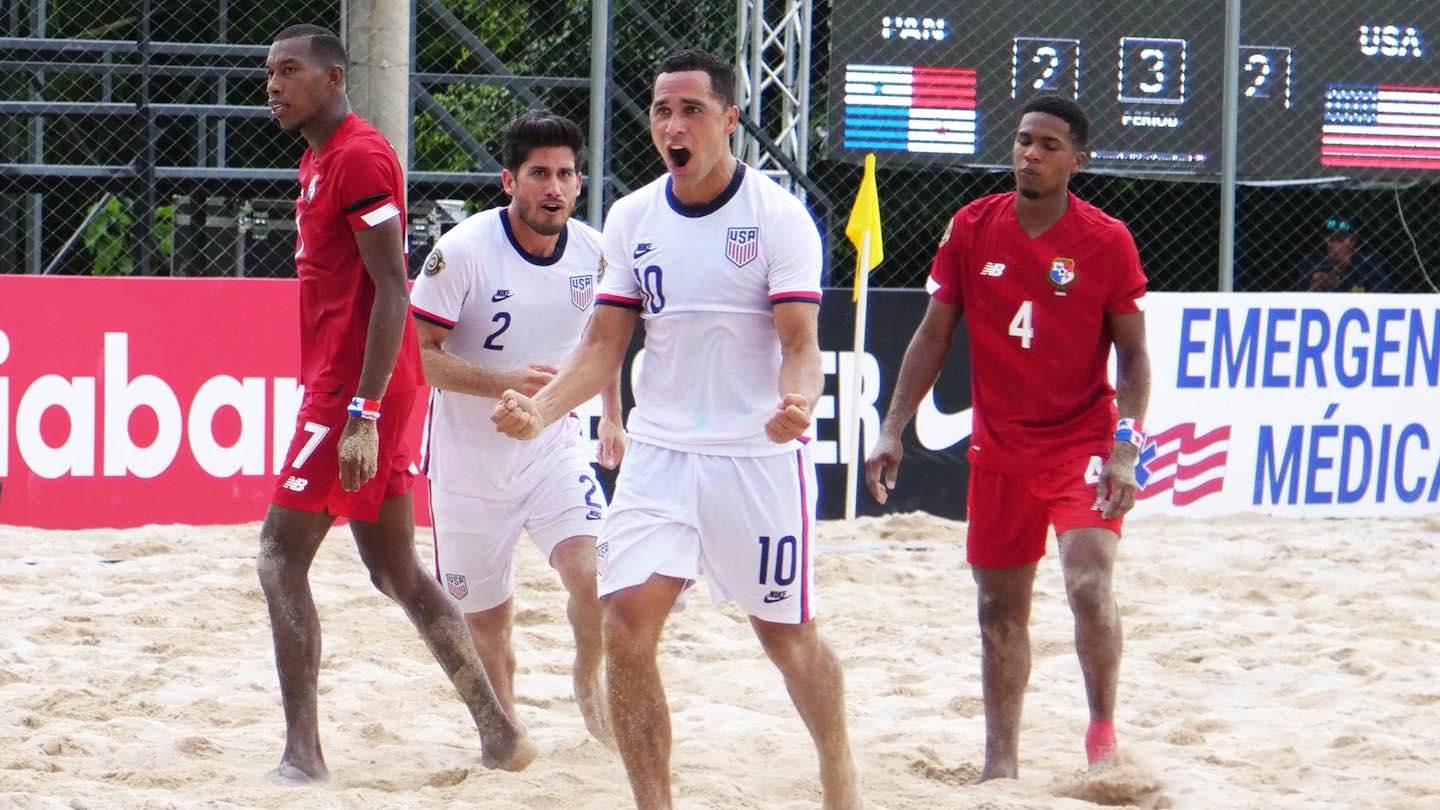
[757,534,799,586]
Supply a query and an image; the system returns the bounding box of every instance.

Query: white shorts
[597,441,818,624]
[429,443,607,613]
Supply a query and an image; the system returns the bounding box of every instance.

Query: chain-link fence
[4,0,1438,294]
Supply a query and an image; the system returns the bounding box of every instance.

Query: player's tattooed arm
[867,296,962,504]
[414,319,556,398]
[767,302,823,443]
[1094,310,1151,519]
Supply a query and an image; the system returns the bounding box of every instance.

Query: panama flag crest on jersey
[1048,257,1076,292]
[570,274,594,311]
[726,226,760,268]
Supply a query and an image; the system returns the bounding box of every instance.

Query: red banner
[0,276,433,529]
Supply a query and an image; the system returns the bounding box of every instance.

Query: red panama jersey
[928,191,1147,474]
[293,112,422,397]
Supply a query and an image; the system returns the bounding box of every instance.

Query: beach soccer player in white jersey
[492,49,863,810]
[409,110,626,746]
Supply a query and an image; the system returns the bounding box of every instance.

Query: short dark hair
[654,48,736,106]
[501,109,585,172]
[273,24,349,72]
[1020,95,1089,149]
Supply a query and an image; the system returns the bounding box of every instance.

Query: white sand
[2,512,1438,809]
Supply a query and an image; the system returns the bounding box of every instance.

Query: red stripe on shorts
[427,478,441,584]
[795,448,811,622]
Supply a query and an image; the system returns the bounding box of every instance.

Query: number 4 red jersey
[294,112,423,398]
[928,191,1147,474]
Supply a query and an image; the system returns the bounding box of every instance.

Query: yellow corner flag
[845,153,884,302]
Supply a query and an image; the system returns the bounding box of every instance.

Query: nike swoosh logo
[491,291,513,302]
[633,244,655,259]
[762,593,790,604]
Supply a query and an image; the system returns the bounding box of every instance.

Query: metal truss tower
[733,0,813,199]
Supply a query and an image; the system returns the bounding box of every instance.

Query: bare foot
[266,759,329,786]
[821,759,864,809]
[480,729,539,772]
[574,672,616,750]
[968,763,1018,784]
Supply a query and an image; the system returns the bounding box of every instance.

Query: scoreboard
[1241,1,1440,178]
[828,1,1440,179]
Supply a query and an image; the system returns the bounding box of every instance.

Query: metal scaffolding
[733,0,812,199]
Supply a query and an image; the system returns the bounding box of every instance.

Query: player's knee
[601,603,655,659]
[976,588,1024,627]
[1063,566,1113,614]
[255,537,291,593]
[367,568,399,600]
[756,623,822,675]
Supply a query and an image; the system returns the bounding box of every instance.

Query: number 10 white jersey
[595,163,822,457]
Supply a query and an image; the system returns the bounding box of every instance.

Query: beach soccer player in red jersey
[866,95,1152,780]
[256,24,534,783]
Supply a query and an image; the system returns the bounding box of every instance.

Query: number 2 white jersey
[410,207,603,499]
[595,163,822,457]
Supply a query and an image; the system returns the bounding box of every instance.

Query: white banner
[1134,293,1440,517]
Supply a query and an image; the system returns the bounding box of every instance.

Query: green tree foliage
[82,197,173,275]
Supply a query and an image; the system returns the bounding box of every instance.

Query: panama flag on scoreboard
[1321,83,1440,170]
[843,64,978,155]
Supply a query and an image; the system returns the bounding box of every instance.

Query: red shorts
[271,389,416,522]
[966,454,1123,569]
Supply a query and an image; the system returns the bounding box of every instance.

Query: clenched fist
[491,390,546,440]
[765,393,812,444]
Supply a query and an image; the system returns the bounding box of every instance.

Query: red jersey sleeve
[336,145,402,232]
[926,210,967,310]
[1104,224,1148,315]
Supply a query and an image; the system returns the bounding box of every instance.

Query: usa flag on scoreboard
[843,64,978,155]
[1135,423,1231,506]
[1321,83,1440,170]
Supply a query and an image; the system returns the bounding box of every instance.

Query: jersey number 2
[484,312,511,350]
[1008,300,1034,349]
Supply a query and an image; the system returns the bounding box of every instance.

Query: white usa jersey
[596,163,821,457]
[411,207,603,498]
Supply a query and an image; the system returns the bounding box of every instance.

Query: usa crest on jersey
[570,274,594,310]
[725,226,760,268]
[1049,257,1076,293]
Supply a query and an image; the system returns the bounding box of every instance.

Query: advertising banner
[1136,293,1439,516]
[2,278,1433,528]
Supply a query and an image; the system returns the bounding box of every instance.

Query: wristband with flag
[348,397,381,421]
[1114,417,1144,449]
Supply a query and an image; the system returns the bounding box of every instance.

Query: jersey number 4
[1008,300,1034,349]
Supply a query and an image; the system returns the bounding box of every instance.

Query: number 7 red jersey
[927,191,1147,474]
[293,112,423,398]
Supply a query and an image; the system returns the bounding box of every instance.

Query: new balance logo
[981,261,1006,277]
[633,242,656,259]
[762,590,790,604]
[281,476,309,492]
[491,290,514,302]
